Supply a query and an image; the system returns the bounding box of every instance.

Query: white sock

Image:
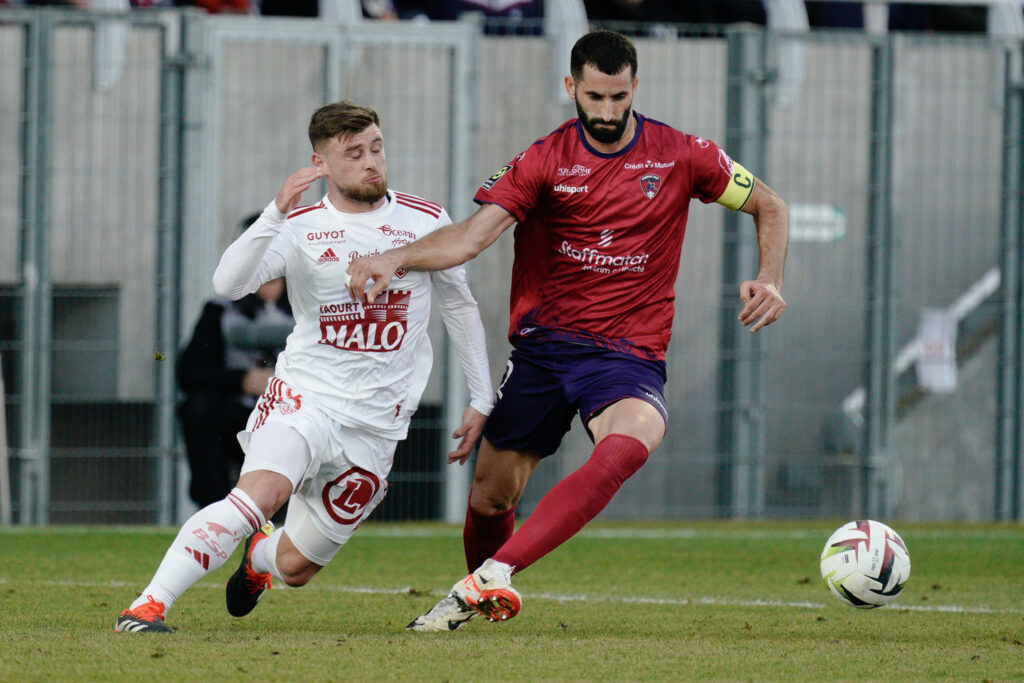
[130,488,265,614]
[250,527,285,580]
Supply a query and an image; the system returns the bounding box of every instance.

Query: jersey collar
[322,190,395,221]
[575,112,644,159]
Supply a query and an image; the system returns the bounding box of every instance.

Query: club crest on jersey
[482,164,511,191]
[640,173,662,199]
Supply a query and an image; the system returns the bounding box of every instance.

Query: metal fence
[1,8,1021,525]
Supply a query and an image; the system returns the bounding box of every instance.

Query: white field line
[3,577,1021,616]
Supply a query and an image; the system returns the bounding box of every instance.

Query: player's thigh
[483,351,576,456]
[587,397,666,452]
[237,421,314,515]
[469,437,541,512]
[284,424,394,567]
[572,351,668,452]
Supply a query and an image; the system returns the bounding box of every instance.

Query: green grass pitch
[1,520,1022,681]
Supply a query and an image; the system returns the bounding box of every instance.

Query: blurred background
[0,0,1022,527]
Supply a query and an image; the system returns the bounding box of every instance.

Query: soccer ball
[819,519,911,609]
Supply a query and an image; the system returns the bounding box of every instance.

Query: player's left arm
[431,261,494,465]
[735,177,789,332]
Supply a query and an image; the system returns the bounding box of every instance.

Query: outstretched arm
[345,202,515,303]
[737,180,789,332]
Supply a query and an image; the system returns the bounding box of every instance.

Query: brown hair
[308,100,381,151]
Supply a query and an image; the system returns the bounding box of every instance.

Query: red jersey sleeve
[689,136,736,204]
[473,139,552,221]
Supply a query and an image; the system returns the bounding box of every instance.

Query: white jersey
[213,190,493,439]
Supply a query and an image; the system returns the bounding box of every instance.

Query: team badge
[640,173,662,199]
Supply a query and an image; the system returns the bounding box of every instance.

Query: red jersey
[474,113,743,361]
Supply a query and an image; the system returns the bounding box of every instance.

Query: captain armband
[714,161,756,211]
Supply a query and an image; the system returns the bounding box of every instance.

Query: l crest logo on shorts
[322,468,381,525]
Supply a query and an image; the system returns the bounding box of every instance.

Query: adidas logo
[318,248,340,263]
[185,546,210,569]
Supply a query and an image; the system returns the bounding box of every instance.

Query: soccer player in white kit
[115,101,494,633]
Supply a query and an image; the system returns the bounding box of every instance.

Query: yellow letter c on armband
[715,161,756,211]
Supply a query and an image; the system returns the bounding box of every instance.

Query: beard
[576,100,631,144]
[340,176,388,204]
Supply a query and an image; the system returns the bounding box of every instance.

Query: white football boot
[405,594,476,632]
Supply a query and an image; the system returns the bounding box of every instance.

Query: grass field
[1,520,1022,681]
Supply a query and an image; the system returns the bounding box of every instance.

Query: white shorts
[238,377,396,564]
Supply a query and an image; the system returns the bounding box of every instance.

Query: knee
[469,483,520,515]
[236,472,293,521]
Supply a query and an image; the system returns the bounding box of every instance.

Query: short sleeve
[472,146,545,221]
[690,137,753,210]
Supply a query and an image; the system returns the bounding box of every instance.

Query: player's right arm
[346,202,515,304]
[213,167,322,300]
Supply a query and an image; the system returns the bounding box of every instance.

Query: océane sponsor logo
[377,224,416,240]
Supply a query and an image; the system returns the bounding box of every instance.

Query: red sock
[463,489,515,573]
[493,434,648,572]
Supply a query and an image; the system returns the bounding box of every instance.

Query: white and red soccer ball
[820,520,911,609]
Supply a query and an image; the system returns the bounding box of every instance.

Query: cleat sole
[468,589,520,622]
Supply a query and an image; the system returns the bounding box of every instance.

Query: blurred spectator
[891,3,986,31]
[397,0,542,31]
[805,2,987,31]
[362,0,397,18]
[258,0,396,18]
[805,1,863,28]
[175,0,249,12]
[583,0,765,26]
[177,218,292,509]
[24,0,89,5]
[258,0,317,15]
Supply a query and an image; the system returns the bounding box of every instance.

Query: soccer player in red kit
[346,30,789,630]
